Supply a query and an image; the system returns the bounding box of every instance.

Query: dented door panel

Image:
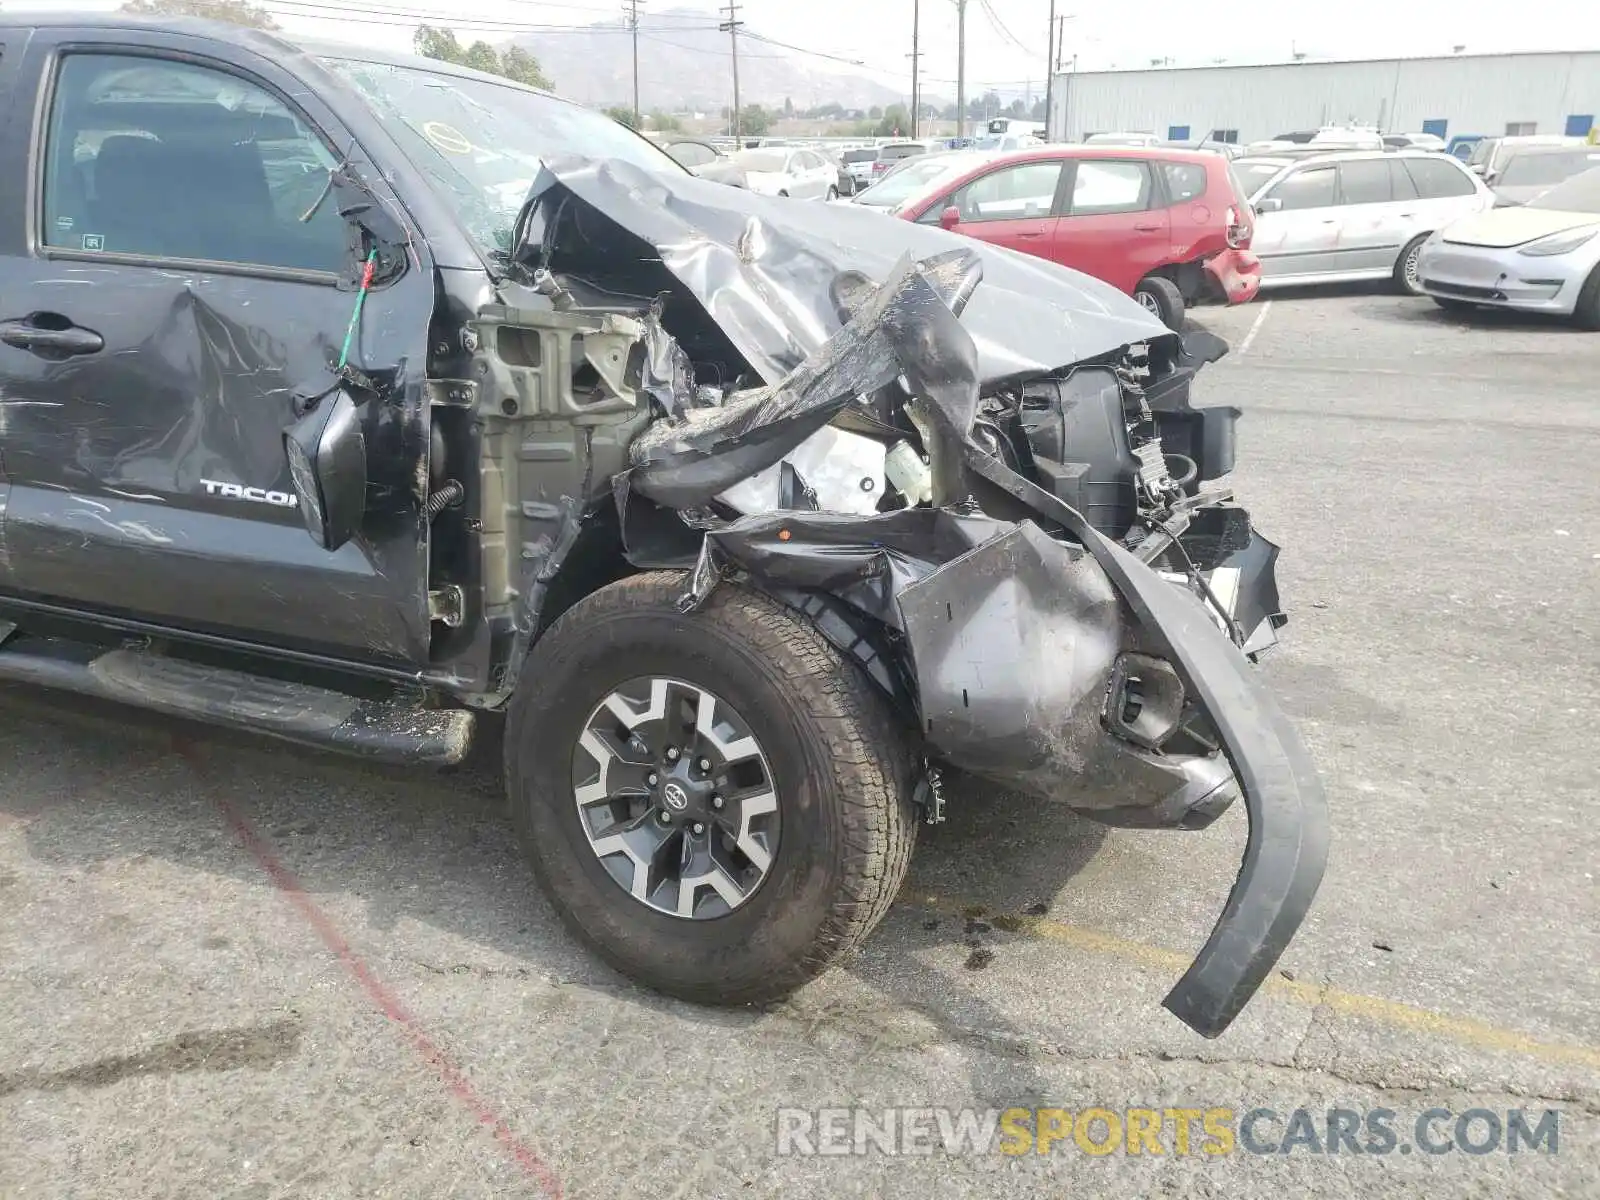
[0,26,438,664]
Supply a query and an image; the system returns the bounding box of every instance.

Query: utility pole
[625,0,645,128]
[908,0,921,139]
[1043,0,1055,140]
[720,2,744,144]
[954,0,967,142]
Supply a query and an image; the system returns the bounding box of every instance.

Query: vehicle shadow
[0,684,1109,1107]
[1385,298,1586,332]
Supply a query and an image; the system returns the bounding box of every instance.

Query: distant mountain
[508,8,906,112]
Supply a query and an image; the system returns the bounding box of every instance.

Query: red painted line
[173,737,562,1197]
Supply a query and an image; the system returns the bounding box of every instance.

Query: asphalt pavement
[1,287,1597,1198]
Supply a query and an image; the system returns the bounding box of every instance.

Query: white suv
[1241,150,1493,293]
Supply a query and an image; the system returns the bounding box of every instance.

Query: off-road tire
[505,572,918,1005]
[1134,275,1186,330]
[1573,263,1600,331]
[1394,233,1430,295]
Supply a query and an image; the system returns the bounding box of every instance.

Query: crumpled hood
[527,159,1171,387]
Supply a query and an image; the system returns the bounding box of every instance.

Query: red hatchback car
[894,145,1261,328]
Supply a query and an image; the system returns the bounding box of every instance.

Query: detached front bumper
[893,515,1326,1039]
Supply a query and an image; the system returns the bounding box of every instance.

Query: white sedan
[1416,165,1600,328]
[731,147,840,200]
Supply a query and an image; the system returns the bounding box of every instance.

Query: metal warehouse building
[1048,51,1600,145]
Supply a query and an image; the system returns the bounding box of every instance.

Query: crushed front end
[492,162,1328,1037]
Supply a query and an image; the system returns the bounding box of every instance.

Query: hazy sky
[15,0,1597,96]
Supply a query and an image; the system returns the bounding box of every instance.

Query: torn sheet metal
[624,253,946,509]
[657,249,1326,1040]
[526,159,1172,388]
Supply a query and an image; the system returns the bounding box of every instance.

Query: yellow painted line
[913,896,1600,1073]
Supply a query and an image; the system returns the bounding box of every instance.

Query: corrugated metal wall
[1049,52,1600,143]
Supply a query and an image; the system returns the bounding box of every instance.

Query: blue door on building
[1421,118,1448,138]
[1167,124,1190,141]
[1566,114,1595,137]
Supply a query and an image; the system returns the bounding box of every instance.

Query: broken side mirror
[1253,196,1283,214]
[940,205,962,230]
[284,388,367,551]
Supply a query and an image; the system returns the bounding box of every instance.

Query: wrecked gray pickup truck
[0,18,1325,1037]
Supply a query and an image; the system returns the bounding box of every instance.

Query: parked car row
[665,124,1599,331]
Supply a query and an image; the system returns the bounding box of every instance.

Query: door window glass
[41,54,346,271]
[952,161,1063,221]
[1159,161,1207,203]
[1337,159,1392,204]
[1387,158,1420,200]
[1266,166,1336,210]
[1402,157,1476,198]
[1068,160,1150,215]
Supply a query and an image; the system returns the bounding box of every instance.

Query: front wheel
[505,573,918,1005]
[1134,275,1186,330]
[826,186,839,201]
[1394,233,1430,295]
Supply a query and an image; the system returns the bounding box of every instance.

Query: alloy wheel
[572,677,780,919]
[1404,246,1422,291]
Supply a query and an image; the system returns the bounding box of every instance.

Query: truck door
[0,30,436,666]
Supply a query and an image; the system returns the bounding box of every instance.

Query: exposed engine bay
[428,160,1325,1039]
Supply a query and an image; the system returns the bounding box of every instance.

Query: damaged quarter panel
[0,26,441,663]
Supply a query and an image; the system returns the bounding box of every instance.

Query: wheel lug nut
[658,810,672,825]
[647,773,659,787]
[665,747,680,762]
[692,822,705,835]
[698,758,711,772]
[711,795,724,810]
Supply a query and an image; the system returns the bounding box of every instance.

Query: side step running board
[0,640,474,766]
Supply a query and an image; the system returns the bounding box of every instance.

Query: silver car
[730,147,841,201]
[1242,150,1492,293]
[1416,165,1600,328]
[1490,146,1600,206]
[1465,135,1588,186]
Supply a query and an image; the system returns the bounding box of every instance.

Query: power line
[741,31,866,68]
[976,0,1030,56]
[262,0,719,35]
[636,32,782,59]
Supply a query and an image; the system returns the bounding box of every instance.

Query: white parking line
[1237,300,1273,356]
